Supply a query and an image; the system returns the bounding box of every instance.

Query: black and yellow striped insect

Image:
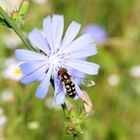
[58,67,95,98]
[58,68,76,98]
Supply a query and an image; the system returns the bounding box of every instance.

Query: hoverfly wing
[80,80,95,87]
[72,76,95,87]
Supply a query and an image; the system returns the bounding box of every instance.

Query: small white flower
[0,116,7,126]
[32,0,48,4]
[0,0,6,11]
[3,57,22,81]
[108,74,120,86]
[0,89,14,102]
[2,31,22,49]
[27,121,40,130]
[0,108,7,126]
[0,0,22,12]
[130,65,140,78]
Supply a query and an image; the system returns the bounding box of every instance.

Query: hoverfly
[58,68,95,98]
[58,68,76,98]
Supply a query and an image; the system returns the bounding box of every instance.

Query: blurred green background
[0,0,140,140]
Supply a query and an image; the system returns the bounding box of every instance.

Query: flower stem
[61,102,69,119]
[0,7,35,51]
[0,7,78,138]
[74,135,78,140]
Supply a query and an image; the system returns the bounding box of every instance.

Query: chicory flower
[15,15,99,105]
[83,24,108,44]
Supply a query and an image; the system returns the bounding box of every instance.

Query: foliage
[0,0,140,140]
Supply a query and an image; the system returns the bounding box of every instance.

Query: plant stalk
[0,7,77,139]
[0,7,35,51]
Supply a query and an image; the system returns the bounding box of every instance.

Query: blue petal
[61,21,81,48]
[74,81,83,99]
[21,65,47,84]
[15,49,46,61]
[54,72,66,105]
[43,16,54,51]
[67,44,97,59]
[35,65,52,99]
[63,34,93,54]
[20,61,47,75]
[54,89,65,105]
[28,29,50,55]
[38,72,46,81]
[65,60,100,75]
[52,15,64,50]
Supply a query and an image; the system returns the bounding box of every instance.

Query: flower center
[15,68,22,76]
[49,55,59,67]
[49,53,65,68]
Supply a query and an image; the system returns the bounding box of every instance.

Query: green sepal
[11,0,29,27]
[64,107,84,137]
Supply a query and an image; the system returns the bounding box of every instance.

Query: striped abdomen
[64,80,76,98]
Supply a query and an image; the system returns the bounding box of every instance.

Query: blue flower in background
[83,24,108,44]
[15,15,99,105]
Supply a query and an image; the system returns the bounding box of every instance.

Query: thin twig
[61,102,69,119]
[0,7,36,51]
